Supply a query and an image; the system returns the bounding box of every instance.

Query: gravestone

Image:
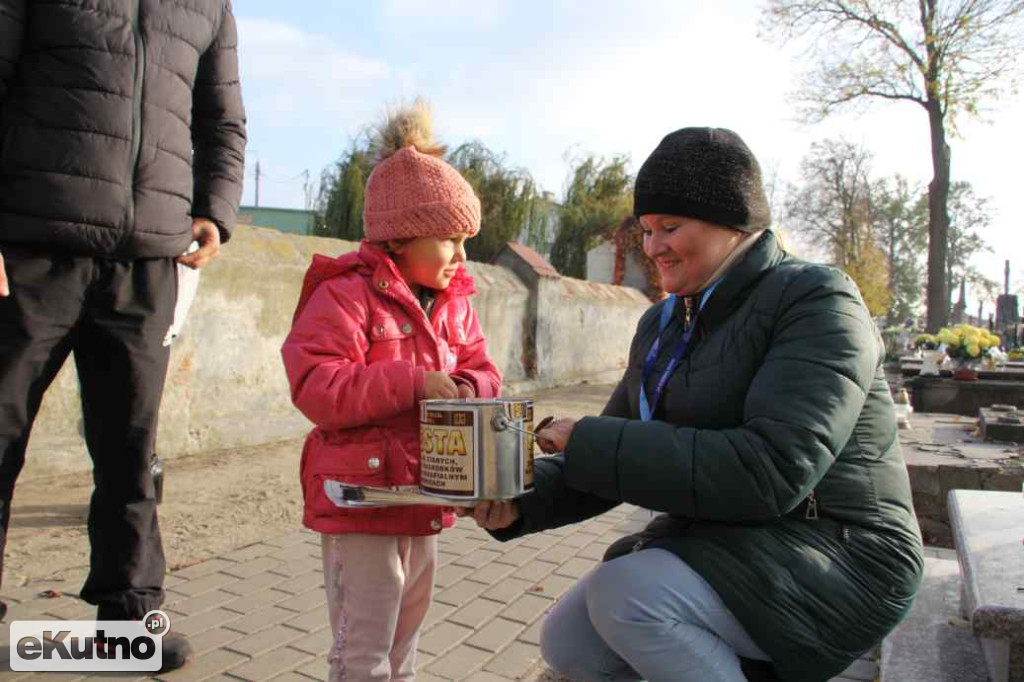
[949,490,1024,682]
[980,406,1024,443]
[910,378,1024,416]
[997,294,1020,339]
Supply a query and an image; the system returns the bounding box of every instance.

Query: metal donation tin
[419,398,535,500]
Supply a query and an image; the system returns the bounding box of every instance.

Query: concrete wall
[586,241,615,284]
[586,240,649,292]
[621,253,650,292]
[25,226,648,480]
[462,261,530,385]
[535,276,649,387]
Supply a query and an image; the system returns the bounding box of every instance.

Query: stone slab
[902,414,1023,469]
[981,408,1024,444]
[900,413,1023,547]
[881,556,986,682]
[900,358,1024,380]
[950,489,1024,681]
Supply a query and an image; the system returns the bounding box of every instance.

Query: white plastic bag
[163,241,201,347]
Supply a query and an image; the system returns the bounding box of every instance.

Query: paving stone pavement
[0,506,881,682]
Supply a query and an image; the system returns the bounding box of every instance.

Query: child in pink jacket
[281,101,502,681]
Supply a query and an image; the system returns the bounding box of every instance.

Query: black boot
[0,600,6,621]
[96,606,192,673]
[158,632,193,673]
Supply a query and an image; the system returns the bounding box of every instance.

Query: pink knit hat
[363,100,481,242]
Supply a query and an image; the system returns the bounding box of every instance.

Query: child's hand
[425,371,459,399]
[457,382,475,399]
[456,501,521,530]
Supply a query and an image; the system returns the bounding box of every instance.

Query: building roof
[238,205,315,216]
[237,205,315,236]
[500,242,560,278]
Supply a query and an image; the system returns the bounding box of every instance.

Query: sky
[234,0,1024,311]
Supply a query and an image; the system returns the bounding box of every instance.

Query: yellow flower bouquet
[913,334,938,351]
[935,325,1001,361]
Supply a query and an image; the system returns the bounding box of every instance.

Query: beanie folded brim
[364,197,481,242]
[633,192,760,232]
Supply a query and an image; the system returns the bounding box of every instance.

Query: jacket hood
[291,240,476,324]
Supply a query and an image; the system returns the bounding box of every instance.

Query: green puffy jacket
[499,231,923,682]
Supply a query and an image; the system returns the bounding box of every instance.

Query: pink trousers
[320,533,438,682]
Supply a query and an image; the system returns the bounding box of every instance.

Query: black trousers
[0,243,175,618]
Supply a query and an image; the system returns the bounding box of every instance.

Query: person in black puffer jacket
[462,128,923,682]
[0,1,245,670]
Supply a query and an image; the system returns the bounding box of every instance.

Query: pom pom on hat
[369,98,447,163]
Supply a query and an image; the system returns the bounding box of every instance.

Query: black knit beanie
[633,127,771,232]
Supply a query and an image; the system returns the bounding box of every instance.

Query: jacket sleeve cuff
[486,488,544,541]
[450,373,473,391]
[450,369,499,398]
[192,195,237,244]
[564,416,627,502]
[190,215,231,247]
[413,366,427,403]
[487,515,527,542]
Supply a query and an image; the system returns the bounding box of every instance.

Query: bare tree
[785,138,893,315]
[874,174,928,324]
[968,269,999,321]
[762,159,785,220]
[763,0,1024,331]
[940,180,995,311]
[785,138,875,268]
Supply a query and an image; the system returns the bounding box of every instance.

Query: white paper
[323,480,428,508]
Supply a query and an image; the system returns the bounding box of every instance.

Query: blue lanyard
[639,283,718,421]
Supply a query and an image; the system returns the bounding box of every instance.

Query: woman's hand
[535,418,576,454]
[455,500,520,530]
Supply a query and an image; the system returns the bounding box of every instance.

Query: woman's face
[390,235,469,291]
[640,215,743,296]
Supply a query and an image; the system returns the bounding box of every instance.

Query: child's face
[390,235,469,291]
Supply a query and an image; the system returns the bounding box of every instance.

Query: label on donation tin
[503,400,535,489]
[421,408,477,496]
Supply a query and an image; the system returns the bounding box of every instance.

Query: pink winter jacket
[281,242,503,536]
